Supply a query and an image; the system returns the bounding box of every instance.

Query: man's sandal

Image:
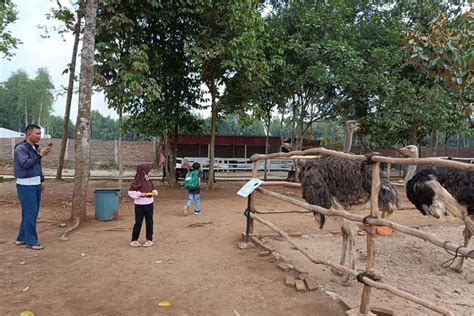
[26,244,44,250]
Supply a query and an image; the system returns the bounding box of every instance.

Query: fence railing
[245,147,473,315]
[177,157,294,172]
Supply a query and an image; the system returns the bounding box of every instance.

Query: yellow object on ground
[158,301,172,307]
[20,312,35,316]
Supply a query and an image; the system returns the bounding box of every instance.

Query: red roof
[177,135,282,146]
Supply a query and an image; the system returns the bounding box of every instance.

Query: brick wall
[0,138,156,168]
[1,138,473,169]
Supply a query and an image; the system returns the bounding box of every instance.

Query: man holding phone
[13,124,51,250]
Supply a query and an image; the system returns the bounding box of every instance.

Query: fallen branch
[187,221,213,228]
[60,217,81,240]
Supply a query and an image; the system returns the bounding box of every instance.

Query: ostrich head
[343,120,361,153]
[399,145,419,186]
[399,145,418,158]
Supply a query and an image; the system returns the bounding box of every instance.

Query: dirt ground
[252,186,474,316]
[0,173,472,316]
[0,176,345,316]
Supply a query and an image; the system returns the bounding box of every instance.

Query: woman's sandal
[15,240,26,245]
[143,240,153,247]
[26,244,44,250]
[129,240,141,247]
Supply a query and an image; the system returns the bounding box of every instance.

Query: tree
[94,1,202,184]
[49,115,75,138]
[0,0,21,59]
[31,68,55,127]
[190,0,267,187]
[0,69,54,131]
[52,2,83,180]
[67,0,98,238]
[406,6,473,124]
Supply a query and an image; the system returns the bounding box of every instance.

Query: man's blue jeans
[16,184,42,246]
[186,193,201,212]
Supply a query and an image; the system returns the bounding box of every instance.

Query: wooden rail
[248,148,472,315]
[250,212,455,315]
[256,187,474,258]
[251,147,474,171]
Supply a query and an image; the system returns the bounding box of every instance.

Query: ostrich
[299,120,399,285]
[400,145,474,272]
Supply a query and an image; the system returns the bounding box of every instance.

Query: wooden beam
[250,147,474,171]
[360,162,380,314]
[255,187,474,258]
[250,212,455,316]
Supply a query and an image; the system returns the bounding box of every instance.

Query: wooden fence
[246,147,474,315]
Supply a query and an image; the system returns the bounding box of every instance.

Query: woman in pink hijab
[128,164,158,247]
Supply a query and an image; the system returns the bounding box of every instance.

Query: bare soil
[0,177,346,316]
[252,186,474,316]
[1,173,472,316]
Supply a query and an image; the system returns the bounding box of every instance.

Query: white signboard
[237,178,264,197]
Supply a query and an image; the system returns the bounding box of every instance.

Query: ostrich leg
[452,225,472,273]
[331,219,357,286]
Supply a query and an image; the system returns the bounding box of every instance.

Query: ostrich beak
[398,146,409,157]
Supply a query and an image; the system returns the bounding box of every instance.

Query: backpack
[184,170,199,190]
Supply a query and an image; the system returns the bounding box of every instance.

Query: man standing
[14,125,51,250]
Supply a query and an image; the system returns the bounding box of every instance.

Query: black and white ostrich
[298,120,400,285]
[400,145,474,272]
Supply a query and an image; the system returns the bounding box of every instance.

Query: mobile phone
[47,143,53,149]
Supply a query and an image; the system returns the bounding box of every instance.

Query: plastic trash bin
[94,188,120,221]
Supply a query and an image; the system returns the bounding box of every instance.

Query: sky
[0,0,117,123]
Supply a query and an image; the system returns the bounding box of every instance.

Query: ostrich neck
[404,164,417,186]
[343,130,353,153]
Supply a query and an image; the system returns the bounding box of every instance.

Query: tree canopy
[0,0,21,59]
[0,68,54,132]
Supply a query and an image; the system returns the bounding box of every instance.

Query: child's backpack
[184,170,199,190]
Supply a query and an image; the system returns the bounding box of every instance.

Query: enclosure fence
[246,147,474,315]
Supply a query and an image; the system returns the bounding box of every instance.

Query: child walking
[128,164,157,247]
[183,162,202,216]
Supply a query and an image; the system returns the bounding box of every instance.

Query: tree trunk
[409,120,418,145]
[290,96,297,150]
[154,136,161,172]
[71,0,98,226]
[56,12,82,181]
[162,135,170,183]
[298,95,305,150]
[117,106,123,193]
[263,110,271,181]
[279,106,285,138]
[169,129,178,185]
[208,80,218,189]
[431,129,438,157]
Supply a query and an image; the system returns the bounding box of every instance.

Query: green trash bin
[94,188,120,221]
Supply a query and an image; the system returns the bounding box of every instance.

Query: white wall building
[0,127,25,138]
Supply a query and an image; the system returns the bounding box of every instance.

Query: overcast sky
[0,0,117,123]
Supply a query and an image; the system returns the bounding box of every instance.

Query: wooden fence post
[359,161,380,314]
[252,160,258,178]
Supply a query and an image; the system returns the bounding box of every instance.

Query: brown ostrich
[400,145,474,272]
[299,120,399,285]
